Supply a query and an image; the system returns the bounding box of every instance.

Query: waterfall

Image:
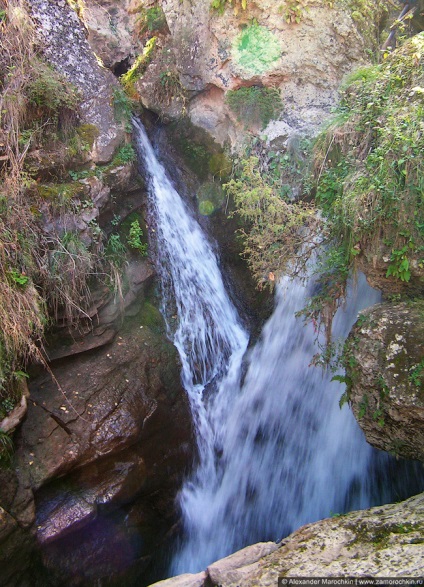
[132,119,423,578]
[132,118,249,488]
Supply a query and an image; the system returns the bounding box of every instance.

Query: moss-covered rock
[345,300,424,461]
[150,493,424,586]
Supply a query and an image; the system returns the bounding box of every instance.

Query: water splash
[133,119,423,578]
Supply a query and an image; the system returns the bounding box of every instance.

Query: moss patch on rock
[232,23,281,75]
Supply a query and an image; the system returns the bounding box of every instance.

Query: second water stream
[133,118,422,578]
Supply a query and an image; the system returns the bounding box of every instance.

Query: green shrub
[26,58,80,116]
[305,33,424,337]
[226,86,282,129]
[127,219,148,255]
[224,156,318,287]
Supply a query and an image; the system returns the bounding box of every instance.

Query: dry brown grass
[0,0,108,400]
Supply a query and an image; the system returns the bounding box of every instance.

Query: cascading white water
[133,119,422,578]
[132,118,249,486]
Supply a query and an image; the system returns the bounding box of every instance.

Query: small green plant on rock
[0,431,14,466]
[112,87,133,130]
[210,0,247,15]
[280,0,308,24]
[127,219,148,255]
[137,5,167,33]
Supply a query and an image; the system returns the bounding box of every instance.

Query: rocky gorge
[0,0,423,585]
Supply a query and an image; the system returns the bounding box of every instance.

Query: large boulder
[28,0,127,163]
[345,300,424,462]
[1,295,194,584]
[151,492,424,586]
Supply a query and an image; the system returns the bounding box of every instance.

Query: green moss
[121,37,157,97]
[26,58,80,115]
[75,124,99,148]
[139,302,165,332]
[232,23,281,75]
[37,181,87,205]
[197,181,225,215]
[226,86,282,129]
[208,151,232,179]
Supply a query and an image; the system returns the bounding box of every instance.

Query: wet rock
[17,306,190,488]
[9,295,193,583]
[150,493,424,586]
[0,507,36,587]
[345,301,424,462]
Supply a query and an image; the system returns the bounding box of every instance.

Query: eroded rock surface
[151,493,424,586]
[79,0,380,148]
[345,301,424,462]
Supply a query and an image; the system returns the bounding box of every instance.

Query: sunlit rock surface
[346,300,424,463]
[151,493,424,587]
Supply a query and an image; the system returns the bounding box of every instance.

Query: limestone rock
[82,0,141,70]
[345,301,424,462]
[75,0,378,148]
[207,542,279,586]
[152,573,207,587]
[150,493,424,586]
[139,0,371,146]
[28,0,126,163]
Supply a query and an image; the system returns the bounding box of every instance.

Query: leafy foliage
[137,5,167,33]
[210,0,247,15]
[226,86,282,129]
[279,0,309,24]
[224,156,318,288]
[127,219,148,255]
[308,33,424,330]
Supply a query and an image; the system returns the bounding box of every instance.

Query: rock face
[28,0,127,163]
[0,295,193,585]
[151,492,424,587]
[345,300,424,462]
[80,0,380,148]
